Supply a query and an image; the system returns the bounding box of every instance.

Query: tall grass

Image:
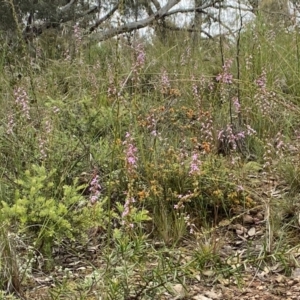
[1,16,300,298]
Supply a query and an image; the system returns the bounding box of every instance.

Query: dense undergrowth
[1,17,300,299]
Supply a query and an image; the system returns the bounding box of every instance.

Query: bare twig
[59,0,77,13]
[89,2,120,33]
[163,0,222,16]
[160,22,214,39]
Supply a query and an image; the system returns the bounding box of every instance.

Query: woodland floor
[8,141,300,300]
[21,220,300,300]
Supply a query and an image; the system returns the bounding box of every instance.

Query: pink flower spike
[189,152,201,175]
[89,174,102,204]
[123,132,138,174]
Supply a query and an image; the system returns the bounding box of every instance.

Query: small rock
[236,229,244,235]
[275,274,285,283]
[204,290,220,299]
[202,270,215,277]
[255,212,264,220]
[171,284,187,299]
[248,227,256,237]
[243,214,254,224]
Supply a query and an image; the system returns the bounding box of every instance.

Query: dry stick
[234,0,249,158]
[265,197,271,253]
[236,0,243,127]
[294,8,300,77]
[218,4,224,67]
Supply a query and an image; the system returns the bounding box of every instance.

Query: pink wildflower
[256,70,267,89]
[135,43,145,68]
[122,197,136,219]
[38,137,47,159]
[6,114,15,135]
[232,97,241,113]
[216,59,233,84]
[246,125,256,136]
[237,185,244,192]
[14,87,30,120]
[123,132,138,174]
[73,23,82,54]
[189,152,201,175]
[184,214,196,235]
[89,174,102,204]
[160,69,171,94]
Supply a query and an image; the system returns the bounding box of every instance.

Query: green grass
[1,18,300,299]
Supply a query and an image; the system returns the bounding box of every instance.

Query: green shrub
[0,165,104,267]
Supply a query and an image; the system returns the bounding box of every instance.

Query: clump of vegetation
[1,165,105,266]
[1,0,300,298]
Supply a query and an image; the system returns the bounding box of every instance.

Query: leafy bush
[0,165,104,266]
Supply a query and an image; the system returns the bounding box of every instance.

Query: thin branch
[89,2,119,33]
[161,22,213,39]
[154,0,181,18]
[201,30,214,39]
[84,5,101,16]
[204,11,235,36]
[143,2,155,17]
[35,4,101,33]
[161,0,236,36]
[236,0,243,126]
[61,4,100,22]
[59,0,77,13]
[164,0,222,17]
[214,4,254,13]
[151,0,161,11]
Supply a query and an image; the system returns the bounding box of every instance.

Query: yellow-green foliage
[0,165,104,254]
